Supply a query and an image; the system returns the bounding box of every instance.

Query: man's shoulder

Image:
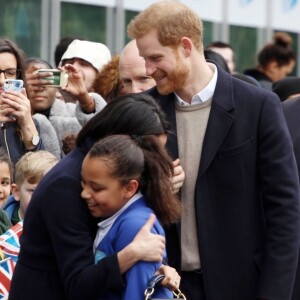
[230,75,279,105]
[282,96,300,110]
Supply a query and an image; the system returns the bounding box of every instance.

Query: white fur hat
[60,39,111,72]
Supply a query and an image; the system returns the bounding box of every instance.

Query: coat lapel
[149,88,179,160]
[199,68,235,177]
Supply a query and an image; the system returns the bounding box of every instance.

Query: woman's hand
[25,65,53,92]
[61,64,95,112]
[132,213,165,261]
[0,89,32,126]
[117,214,165,274]
[172,159,185,194]
[0,89,30,124]
[0,89,38,148]
[157,265,181,291]
[61,64,87,98]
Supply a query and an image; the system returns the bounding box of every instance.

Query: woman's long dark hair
[76,93,171,146]
[88,135,181,226]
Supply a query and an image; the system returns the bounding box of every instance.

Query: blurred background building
[1,0,299,75]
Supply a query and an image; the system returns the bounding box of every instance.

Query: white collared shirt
[175,63,218,106]
[93,191,143,253]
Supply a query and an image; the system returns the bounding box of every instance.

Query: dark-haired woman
[0,38,44,165]
[244,32,295,90]
[9,93,182,300]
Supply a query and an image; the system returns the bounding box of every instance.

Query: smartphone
[37,69,69,88]
[3,79,24,92]
[2,79,24,120]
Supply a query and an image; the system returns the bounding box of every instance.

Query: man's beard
[156,59,189,95]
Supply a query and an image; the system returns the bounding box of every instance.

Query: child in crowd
[3,151,58,224]
[0,149,13,235]
[0,149,13,208]
[81,134,181,300]
[0,151,56,300]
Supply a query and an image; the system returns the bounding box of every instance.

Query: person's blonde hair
[14,151,58,185]
[127,0,203,50]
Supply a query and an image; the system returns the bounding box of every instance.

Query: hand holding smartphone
[2,79,24,120]
[37,69,69,88]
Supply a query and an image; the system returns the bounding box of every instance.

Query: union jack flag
[0,222,23,263]
[0,222,23,299]
[0,257,15,299]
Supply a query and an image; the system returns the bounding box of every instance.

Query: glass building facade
[1,0,299,75]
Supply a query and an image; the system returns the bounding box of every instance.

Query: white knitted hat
[60,39,111,72]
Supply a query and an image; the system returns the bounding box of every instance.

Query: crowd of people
[1,1,300,300]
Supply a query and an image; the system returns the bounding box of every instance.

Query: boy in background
[0,150,58,292]
[0,148,14,234]
[3,151,58,224]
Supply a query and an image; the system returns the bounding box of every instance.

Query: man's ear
[181,37,193,57]
[124,180,139,199]
[11,183,21,202]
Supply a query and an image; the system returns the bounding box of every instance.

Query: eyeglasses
[0,68,20,79]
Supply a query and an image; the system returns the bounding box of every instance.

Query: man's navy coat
[149,67,300,300]
[282,96,300,300]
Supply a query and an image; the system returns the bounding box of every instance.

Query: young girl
[0,148,13,234]
[0,148,13,208]
[81,134,181,300]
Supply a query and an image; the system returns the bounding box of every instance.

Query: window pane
[230,25,257,74]
[0,0,41,57]
[61,3,106,43]
[125,10,138,44]
[203,21,213,46]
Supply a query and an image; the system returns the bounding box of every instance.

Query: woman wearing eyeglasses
[0,38,46,167]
